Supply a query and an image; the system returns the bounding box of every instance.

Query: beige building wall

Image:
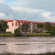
[6,20,18,33]
[30,23,33,33]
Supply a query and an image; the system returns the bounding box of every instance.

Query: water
[0,37,55,54]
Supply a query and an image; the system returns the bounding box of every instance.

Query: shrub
[33,29,38,33]
[51,32,55,35]
[14,28,21,36]
[6,32,12,34]
[37,52,55,55]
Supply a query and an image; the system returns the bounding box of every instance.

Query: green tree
[37,24,44,28]
[14,28,21,36]
[44,22,52,32]
[2,21,8,32]
[0,23,3,32]
[0,20,8,32]
[51,26,55,32]
[37,23,44,32]
[21,23,29,33]
[33,29,38,33]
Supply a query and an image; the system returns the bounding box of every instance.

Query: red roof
[50,22,55,24]
[6,20,14,22]
[16,20,31,23]
[6,20,55,24]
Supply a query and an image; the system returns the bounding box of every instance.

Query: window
[12,23,13,26]
[16,22,17,26]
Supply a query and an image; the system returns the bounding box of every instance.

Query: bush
[33,29,38,33]
[6,32,12,34]
[14,28,21,36]
[51,32,55,35]
[37,52,55,55]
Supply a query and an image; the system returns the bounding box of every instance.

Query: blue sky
[5,0,15,2]
[0,0,55,22]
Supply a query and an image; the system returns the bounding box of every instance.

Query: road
[0,37,55,54]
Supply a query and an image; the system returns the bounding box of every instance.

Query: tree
[2,21,8,32]
[0,23,3,32]
[21,23,29,33]
[37,24,44,28]
[33,29,38,33]
[37,23,44,32]
[51,26,55,32]
[14,28,21,36]
[44,22,52,32]
[0,20,8,32]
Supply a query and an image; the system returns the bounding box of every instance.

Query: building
[6,20,55,33]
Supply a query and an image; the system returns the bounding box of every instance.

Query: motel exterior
[5,20,55,33]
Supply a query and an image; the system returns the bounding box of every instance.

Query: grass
[0,34,13,35]
[22,33,51,36]
[0,33,14,36]
[0,33,52,36]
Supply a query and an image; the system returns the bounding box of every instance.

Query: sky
[0,0,55,22]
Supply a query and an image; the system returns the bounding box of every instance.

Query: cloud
[6,0,29,7]
[6,0,55,11]
[12,7,54,20]
[12,7,50,13]
[12,7,39,13]
[41,11,54,19]
[0,0,55,22]
[0,3,16,19]
[0,0,4,3]
[0,13,8,19]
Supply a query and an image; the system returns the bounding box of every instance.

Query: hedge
[51,32,55,35]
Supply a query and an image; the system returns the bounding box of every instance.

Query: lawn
[0,33,52,37]
[22,33,51,36]
[0,33,14,36]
